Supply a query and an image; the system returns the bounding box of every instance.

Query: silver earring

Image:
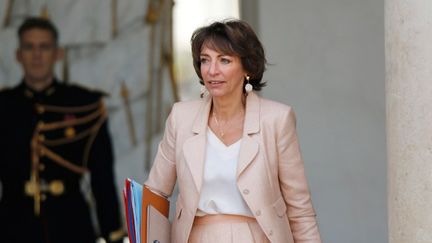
[245,76,253,93]
[200,85,208,98]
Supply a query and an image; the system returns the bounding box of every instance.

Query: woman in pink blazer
[145,19,321,243]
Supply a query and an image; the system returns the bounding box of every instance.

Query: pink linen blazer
[145,92,321,243]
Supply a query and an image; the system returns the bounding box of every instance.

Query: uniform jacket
[0,80,124,243]
[145,92,322,243]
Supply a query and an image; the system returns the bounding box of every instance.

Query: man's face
[16,28,60,85]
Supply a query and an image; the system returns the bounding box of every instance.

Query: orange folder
[141,186,170,242]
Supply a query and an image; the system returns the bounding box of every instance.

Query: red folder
[123,179,136,243]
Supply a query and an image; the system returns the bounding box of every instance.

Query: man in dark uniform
[0,17,125,243]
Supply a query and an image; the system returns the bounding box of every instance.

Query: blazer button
[255,210,261,216]
[242,189,249,195]
[268,230,273,236]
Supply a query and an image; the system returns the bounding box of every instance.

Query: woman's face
[200,46,246,99]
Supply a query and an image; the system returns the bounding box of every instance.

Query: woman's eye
[221,58,231,64]
[200,58,208,64]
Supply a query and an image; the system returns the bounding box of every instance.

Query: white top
[196,129,253,217]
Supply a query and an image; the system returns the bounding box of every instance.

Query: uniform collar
[21,78,59,99]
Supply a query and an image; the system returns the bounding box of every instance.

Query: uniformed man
[0,17,125,243]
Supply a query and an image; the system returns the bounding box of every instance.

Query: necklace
[212,110,245,139]
[213,111,226,138]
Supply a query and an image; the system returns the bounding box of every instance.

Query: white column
[386,1,432,242]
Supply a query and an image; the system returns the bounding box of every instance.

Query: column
[386,1,432,242]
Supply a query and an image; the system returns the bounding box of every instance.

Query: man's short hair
[18,17,59,45]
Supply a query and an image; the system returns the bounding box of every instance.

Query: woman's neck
[211,95,246,120]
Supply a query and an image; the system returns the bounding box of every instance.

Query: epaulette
[66,81,110,97]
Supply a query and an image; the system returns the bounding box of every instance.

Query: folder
[123,179,140,243]
[123,178,170,243]
[147,205,170,243]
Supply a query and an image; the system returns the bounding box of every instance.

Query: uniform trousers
[188,214,270,243]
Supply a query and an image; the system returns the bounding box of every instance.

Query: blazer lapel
[237,92,260,177]
[182,93,261,188]
[183,96,212,193]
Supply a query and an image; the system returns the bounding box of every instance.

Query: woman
[145,19,321,243]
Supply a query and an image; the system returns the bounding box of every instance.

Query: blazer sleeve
[144,104,178,197]
[277,108,322,243]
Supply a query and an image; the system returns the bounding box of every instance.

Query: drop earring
[245,75,253,93]
[200,85,208,98]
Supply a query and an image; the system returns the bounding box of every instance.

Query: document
[147,205,171,243]
[123,178,170,243]
[123,178,141,243]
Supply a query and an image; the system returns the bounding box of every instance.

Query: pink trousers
[188,214,270,243]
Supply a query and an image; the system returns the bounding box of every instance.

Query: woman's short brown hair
[191,19,267,91]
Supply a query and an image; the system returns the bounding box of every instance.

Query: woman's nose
[208,61,219,76]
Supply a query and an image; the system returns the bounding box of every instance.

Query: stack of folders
[123,178,171,243]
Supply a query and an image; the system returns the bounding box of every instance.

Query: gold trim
[42,126,96,146]
[39,105,105,131]
[40,112,107,147]
[27,101,106,215]
[36,104,45,114]
[30,128,41,215]
[37,121,45,129]
[39,100,102,113]
[82,115,106,167]
[109,228,125,241]
[39,145,88,174]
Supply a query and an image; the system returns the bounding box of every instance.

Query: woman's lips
[207,80,225,87]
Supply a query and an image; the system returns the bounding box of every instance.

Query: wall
[0,0,387,241]
[255,0,386,242]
